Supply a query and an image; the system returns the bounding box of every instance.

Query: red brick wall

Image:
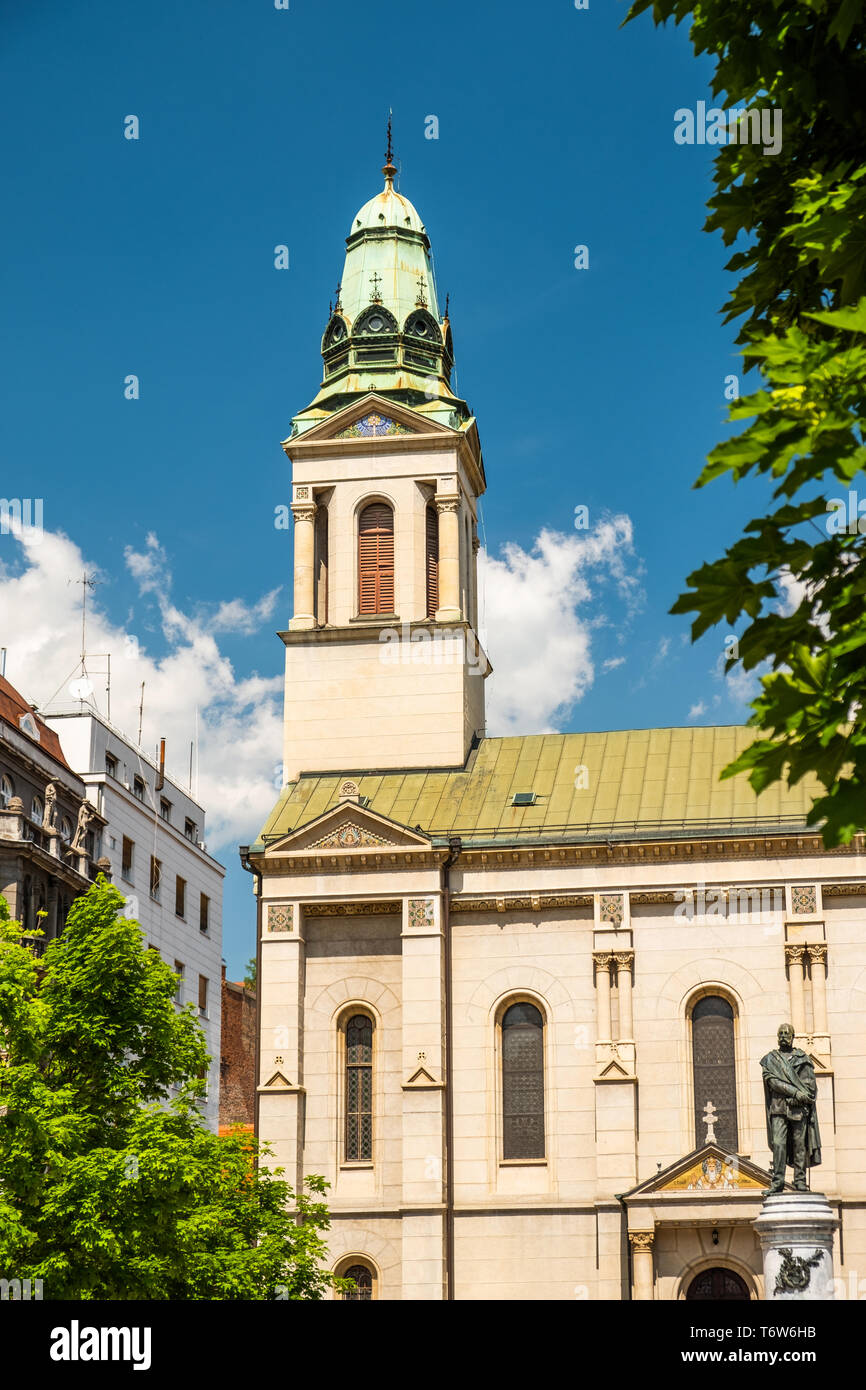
[219,964,256,1129]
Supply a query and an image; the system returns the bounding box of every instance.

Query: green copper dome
[289,152,471,436]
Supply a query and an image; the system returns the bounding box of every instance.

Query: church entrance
[685,1267,750,1301]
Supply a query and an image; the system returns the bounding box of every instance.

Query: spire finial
[444,292,450,320]
[383,108,397,185]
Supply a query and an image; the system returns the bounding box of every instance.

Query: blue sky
[1,0,769,976]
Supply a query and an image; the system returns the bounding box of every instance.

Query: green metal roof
[253,727,821,850]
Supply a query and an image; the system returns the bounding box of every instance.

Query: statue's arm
[762,1068,797,1098]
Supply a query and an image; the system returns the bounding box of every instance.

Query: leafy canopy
[626,0,866,844]
[0,881,340,1299]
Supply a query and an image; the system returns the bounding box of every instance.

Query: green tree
[626,0,866,845]
[243,956,257,991]
[0,882,341,1299]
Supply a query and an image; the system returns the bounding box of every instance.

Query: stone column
[593,952,613,1043]
[754,1193,838,1301]
[435,496,461,622]
[807,944,828,1038]
[614,951,634,1041]
[289,500,317,631]
[629,1230,655,1300]
[785,945,807,1037]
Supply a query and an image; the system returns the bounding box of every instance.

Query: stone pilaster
[434,492,461,622]
[257,898,305,1191]
[400,895,447,1300]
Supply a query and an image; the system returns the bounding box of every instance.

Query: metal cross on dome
[416,274,428,308]
[702,1100,719,1145]
[369,272,382,303]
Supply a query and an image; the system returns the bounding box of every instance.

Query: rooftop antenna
[138,681,145,746]
[68,571,97,679]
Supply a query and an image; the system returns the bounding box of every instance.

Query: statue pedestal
[753,1193,838,1301]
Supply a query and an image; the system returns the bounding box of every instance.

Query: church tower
[280,138,489,781]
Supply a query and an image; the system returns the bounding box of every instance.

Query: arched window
[425,504,439,617]
[314,504,329,625]
[341,1263,374,1301]
[358,503,394,615]
[0,774,13,808]
[345,1013,373,1161]
[502,1001,545,1160]
[691,995,738,1152]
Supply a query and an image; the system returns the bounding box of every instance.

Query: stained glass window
[502,1002,545,1160]
[345,1014,373,1161]
[692,995,739,1153]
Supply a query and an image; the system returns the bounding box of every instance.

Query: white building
[45,710,225,1131]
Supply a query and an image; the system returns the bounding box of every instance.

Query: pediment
[624,1144,770,1198]
[295,394,450,443]
[261,1070,293,1090]
[402,1065,444,1090]
[265,802,432,855]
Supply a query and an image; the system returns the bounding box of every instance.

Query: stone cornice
[458,831,863,870]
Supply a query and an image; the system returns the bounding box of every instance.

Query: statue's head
[777,1023,795,1048]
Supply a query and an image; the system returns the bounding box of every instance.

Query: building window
[133,775,146,802]
[175,875,186,918]
[425,503,439,617]
[184,818,197,842]
[341,1264,374,1301]
[174,961,185,1003]
[358,503,394,615]
[0,774,13,808]
[149,855,161,901]
[501,1001,545,1160]
[31,794,44,826]
[105,753,118,778]
[198,975,208,1019]
[691,995,739,1153]
[121,836,134,881]
[160,797,172,823]
[344,1014,373,1162]
[199,892,209,934]
[61,816,73,843]
[315,503,329,625]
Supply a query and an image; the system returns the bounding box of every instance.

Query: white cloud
[688,701,707,720]
[0,527,284,854]
[602,656,626,672]
[478,517,643,735]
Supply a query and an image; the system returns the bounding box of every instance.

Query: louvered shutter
[358,504,394,614]
[425,504,439,617]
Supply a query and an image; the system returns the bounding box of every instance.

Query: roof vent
[511,792,536,807]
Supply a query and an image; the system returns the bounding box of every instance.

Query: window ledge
[498,1159,547,1167]
[348,613,400,625]
[339,1162,374,1171]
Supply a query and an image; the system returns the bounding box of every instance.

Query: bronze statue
[760,1023,821,1194]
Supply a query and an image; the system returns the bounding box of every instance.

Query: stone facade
[244,162,866,1301]
[0,675,105,948]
